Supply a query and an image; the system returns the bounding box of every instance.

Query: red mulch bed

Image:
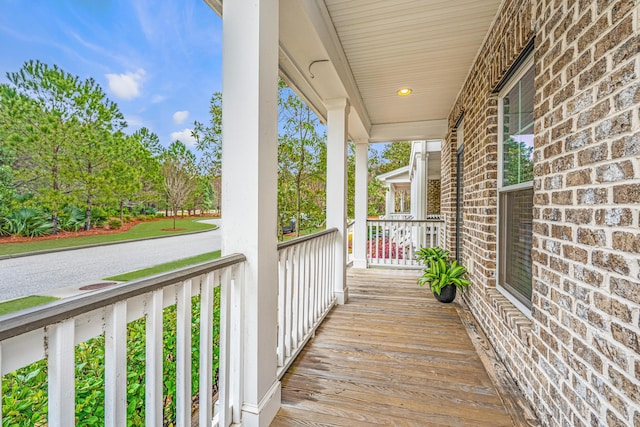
[0,220,143,245]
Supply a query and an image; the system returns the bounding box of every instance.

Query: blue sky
[0,0,222,149]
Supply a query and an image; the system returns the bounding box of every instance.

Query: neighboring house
[377,140,442,220]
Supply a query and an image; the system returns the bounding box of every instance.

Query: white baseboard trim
[352,259,367,269]
[240,380,281,427]
[335,288,349,304]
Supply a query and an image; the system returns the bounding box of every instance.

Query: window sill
[487,287,533,346]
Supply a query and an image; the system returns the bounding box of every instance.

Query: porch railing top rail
[367,219,444,224]
[277,227,338,250]
[0,253,247,342]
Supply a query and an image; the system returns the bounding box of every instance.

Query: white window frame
[496,55,535,317]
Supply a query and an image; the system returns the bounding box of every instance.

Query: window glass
[502,65,534,187]
[499,59,534,309]
[500,188,533,306]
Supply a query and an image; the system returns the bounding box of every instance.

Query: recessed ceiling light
[396,88,412,96]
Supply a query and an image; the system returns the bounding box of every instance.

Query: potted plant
[415,247,450,266]
[416,247,470,303]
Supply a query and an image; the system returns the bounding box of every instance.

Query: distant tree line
[0,60,409,239]
[0,60,218,236]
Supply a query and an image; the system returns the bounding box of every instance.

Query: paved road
[0,219,222,301]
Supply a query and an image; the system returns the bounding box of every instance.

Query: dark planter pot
[433,284,457,303]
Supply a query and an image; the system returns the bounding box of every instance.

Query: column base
[352,259,367,269]
[335,288,349,305]
[241,381,281,427]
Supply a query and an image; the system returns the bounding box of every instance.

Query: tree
[110,130,163,222]
[0,60,138,232]
[378,141,412,174]
[64,77,127,229]
[0,145,16,217]
[0,61,81,232]
[278,82,325,237]
[162,141,196,229]
[192,92,222,215]
[345,143,390,218]
[503,137,533,185]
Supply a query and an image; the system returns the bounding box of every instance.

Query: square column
[385,185,395,217]
[353,140,368,268]
[221,1,280,426]
[325,98,349,304]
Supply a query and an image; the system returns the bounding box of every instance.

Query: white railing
[276,228,337,377]
[367,219,443,267]
[0,254,246,427]
[384,212,413,220]
[346,220,355,266]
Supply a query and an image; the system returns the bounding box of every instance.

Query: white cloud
[151,95,166,104]
[105,69,146,100]
[172,110,189,124]
[170,128,197,147]
[125,115,144,127]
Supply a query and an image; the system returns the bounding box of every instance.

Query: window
[498,56,534,311]
[456,120,464,261]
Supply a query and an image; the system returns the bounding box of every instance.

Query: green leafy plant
[416,247,470,296]
[108,218,122,229]
[60,206,87,232]
[418,257,471,295]
[1,290,221,426]
[1,208,53,237]
[415,246,450,266]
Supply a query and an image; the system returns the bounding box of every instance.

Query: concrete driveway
[0,219,223,302]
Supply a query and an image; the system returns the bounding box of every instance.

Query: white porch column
[221,1,280,426]
[353,140,368,268]
[410,166,417,219]
[424,151,430,216]
[326,98,349,304]
[386,185,395,217]
[415,146,427,221]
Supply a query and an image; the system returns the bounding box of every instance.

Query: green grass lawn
[0,250,222,315]
[0,295,59,316]
[104,250,222,282]
[0,217,218,256]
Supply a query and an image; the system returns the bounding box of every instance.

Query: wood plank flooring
[272,268,537,426]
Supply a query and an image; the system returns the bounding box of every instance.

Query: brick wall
[441,130,458,253]
[442,1,640,426]
[427,179,441,214]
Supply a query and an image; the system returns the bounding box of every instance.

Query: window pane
[500,188,533,306]
[502,65,534,187]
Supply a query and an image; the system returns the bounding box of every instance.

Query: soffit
[323,0,502,129]
[208,0,503,142]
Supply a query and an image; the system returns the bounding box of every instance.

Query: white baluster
[146,289,163,426]
[48,319,75,427]
[105,301,127,427]
[199,272,215,427]
[176,280,192,427]
[277,250,286,367]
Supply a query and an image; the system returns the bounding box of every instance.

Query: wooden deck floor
[272,268,537,427]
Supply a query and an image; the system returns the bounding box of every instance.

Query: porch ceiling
[208,0,503,142]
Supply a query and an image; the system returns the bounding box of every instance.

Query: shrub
[2,291,220,426]
[367,238,404,260]
[1,208,53,237]
[135,214,147,221]
[91,207,109,227]
[123,214,132,223]
[107,218,122,229]
[59,206,87,232]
